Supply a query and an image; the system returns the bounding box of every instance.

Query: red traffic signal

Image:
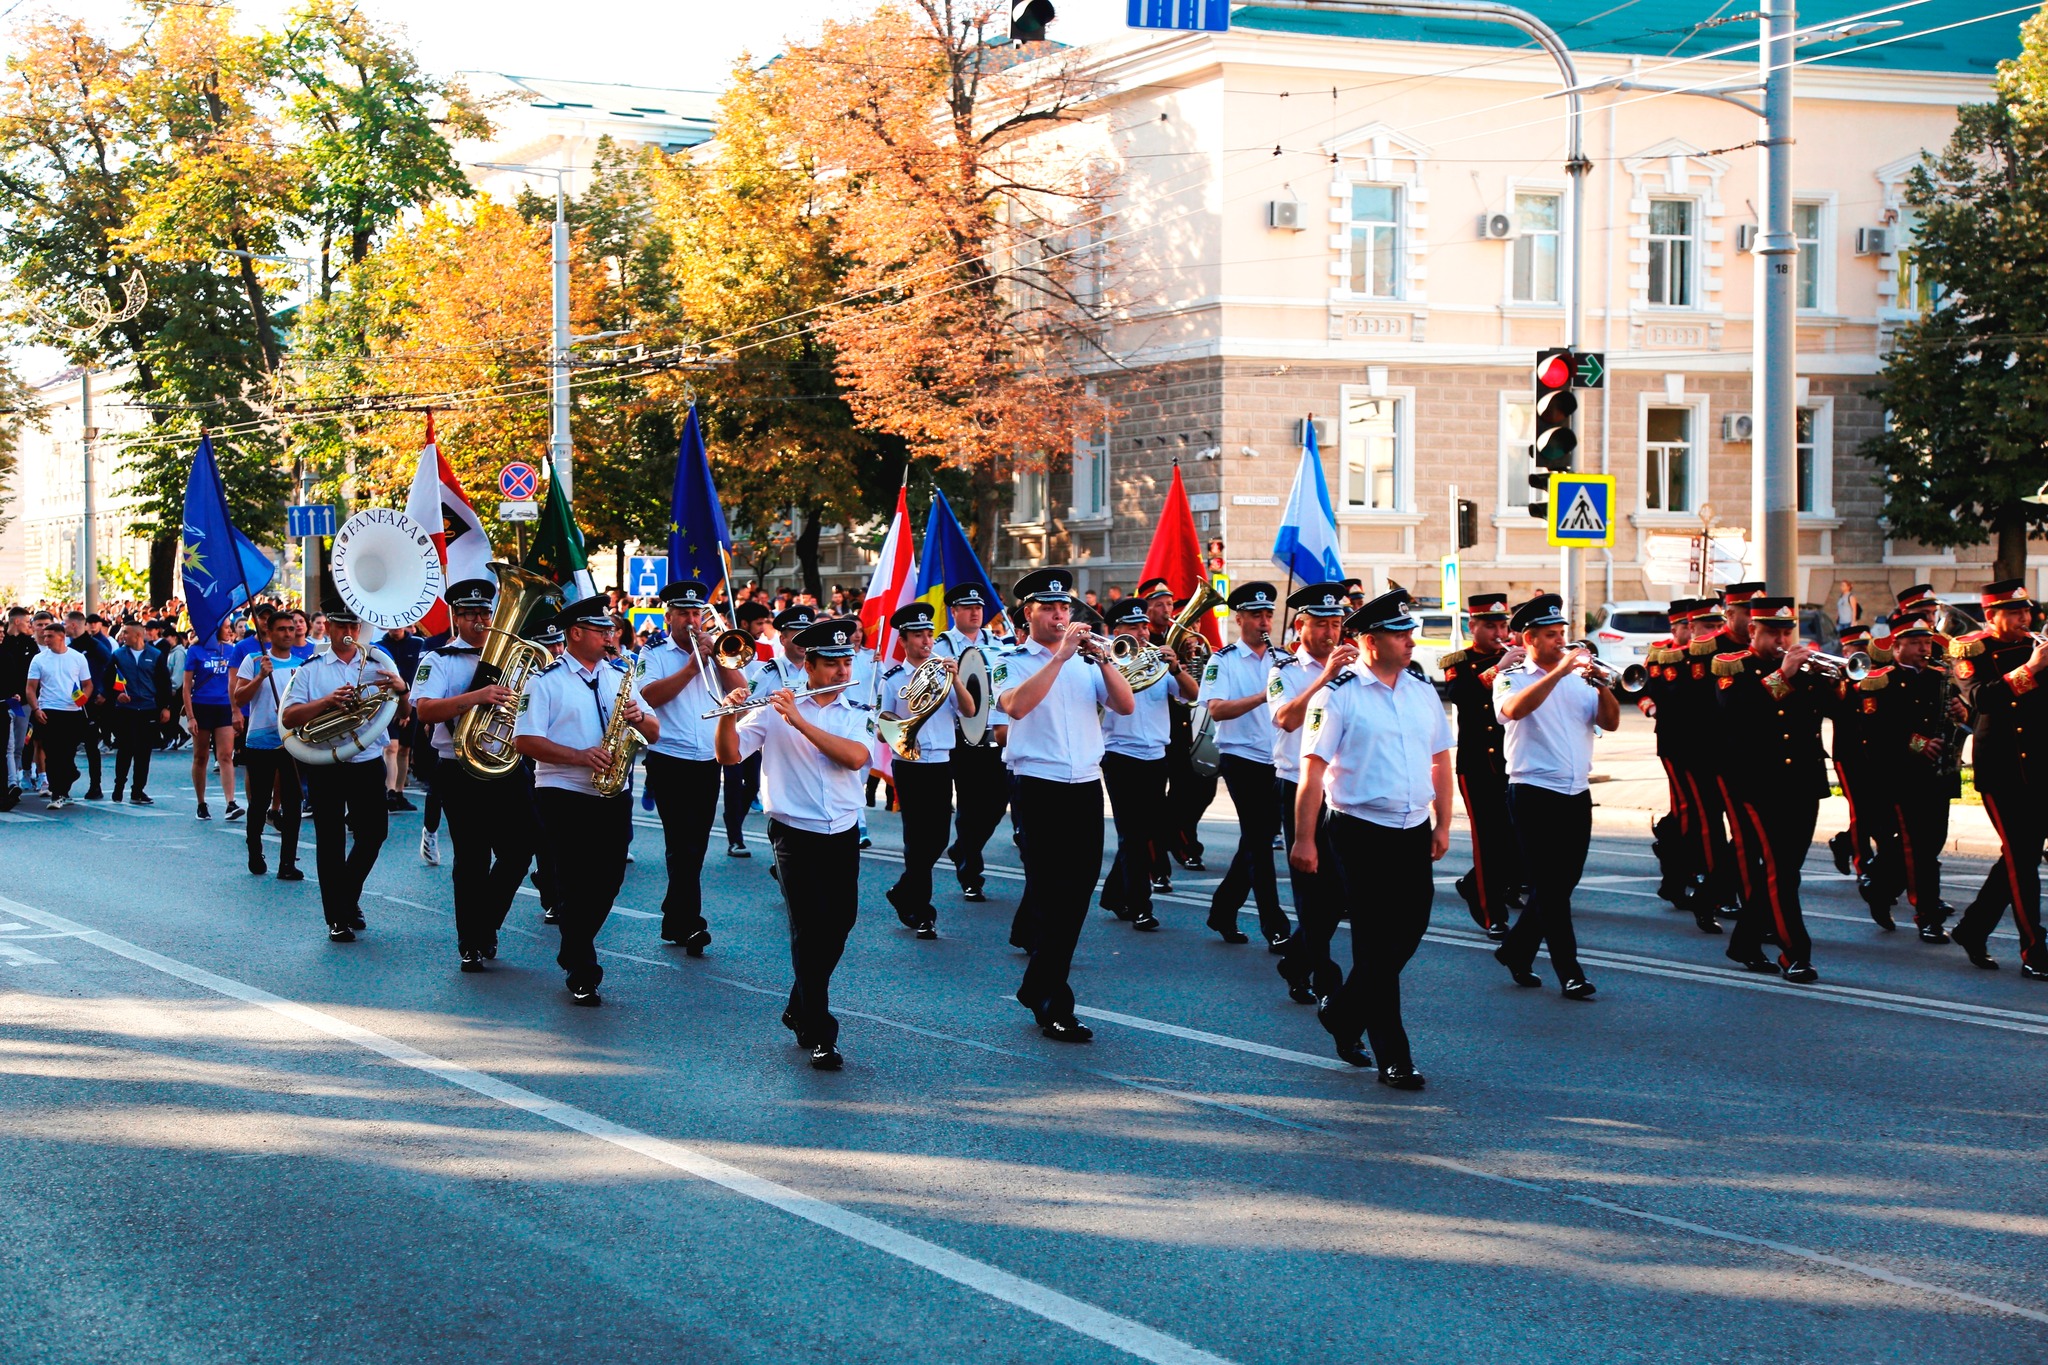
[1532,347,1578,472]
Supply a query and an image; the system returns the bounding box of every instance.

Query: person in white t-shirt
[25,621,94,808]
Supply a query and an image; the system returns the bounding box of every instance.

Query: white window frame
[1646,197,1698,309]
[1336,385,1416,516]
[1343,182,1404,301]
[1635,390,1710,520]
[1010,465,1049,528]
[1068,381,1109,524]
[1796,396,1835,518]
[1506,184,1564,307]
[1497,391,1538,512]
[1792,194,1834,314]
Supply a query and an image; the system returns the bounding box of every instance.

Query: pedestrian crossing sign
[1546,474,1616,548]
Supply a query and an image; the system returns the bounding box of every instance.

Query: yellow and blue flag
[180,434,275,644]
[668,403,732,594]
[913,490,1005,630]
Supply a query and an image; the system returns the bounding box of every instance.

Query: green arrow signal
[1574,351,1606,389]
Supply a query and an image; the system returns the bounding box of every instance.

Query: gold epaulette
[1689,636,1720,657]
[1438,648,1467,670]
[1857,667,1891,692]
[1947,633,1987,658]
[1711,650,1752,677]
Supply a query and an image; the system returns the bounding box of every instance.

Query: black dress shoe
[1101,898,1135,921]
[483,943,498,960]
[809,1043,844,1069]
[276,866,304,882]
[683,928,711,958]
[1561,978,1597,1000]
[1454,872,1487,929]
[1727,951,1779,974]
[1781,961,1819,984]
[130,792,153,806]
[1208,919,1249,945]
[1917,923,1950,944]
[1286,981,1317,1005]
[1827,830,1854,877]
[1951,931,1998,969]
[1378,1064,1426,1090]
[1041,1016,1093,1042]
[248,852,267,876]
[961,884,987,903]
[914,920,938,940]
[1494,946,1542,988]
[1131,911,1160,932]
[541,906,559,925]
[460,949,486,973]
[727,843,751,858]
[1485,921,1509,942]
[1333,1039,1373,1068]
[2021,961,2048,982]
[327,926,356,943]
[1692,906,1723,934]
[569,985,603,1006]
[84,787,104,802]
[1149,876,1173,895]
[347,910,366,931]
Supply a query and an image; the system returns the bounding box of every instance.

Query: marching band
[45,529,2048,1086]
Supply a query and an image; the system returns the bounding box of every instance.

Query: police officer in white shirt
[280,577,410,943]
[636,579,748,954]
[715,617,875,1070]
[748,605,814,699]
[994,568,1137,1042]
[410,577,544,972]
[512,594,659,1006]
[1098,596,1199,932]
[879,601,979,939]
[1491,594,1620,1000]
[935,583,1010,902]
[1292,590,1454,1090]
[1197,580,1290,947]
[1268,582,1355,1004]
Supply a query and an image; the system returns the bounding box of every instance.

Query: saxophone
[592,661,649,797]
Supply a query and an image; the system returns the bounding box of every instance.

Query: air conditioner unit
[1722,412,1755,442]
[1855,227,1891,255]
[1296,416,1329,448]
[1735,224,1759,253]
[1266,200,1303,231]
[1479,212,1515,240]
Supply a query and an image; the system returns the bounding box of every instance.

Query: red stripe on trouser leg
[1892,802,1921,909]
[1458,774,1491,926]
[1661,758,1694,836]
[1836,761,1865,875]
[1982,793,2038,956]
[1716,778,1757,905]
[1741,800,1796,964]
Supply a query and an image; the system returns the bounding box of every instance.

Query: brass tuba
[592,661,650,797]
[877,657,954,761]
[1163,579,1224,672]
[452,561,565,779]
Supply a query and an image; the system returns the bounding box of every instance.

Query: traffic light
[1010,0,1055,42]
[1528,347,1578,516]
[1457,498,1478,549]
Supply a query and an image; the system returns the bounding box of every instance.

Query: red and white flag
[859,478,918,666]
[406,414,494,636]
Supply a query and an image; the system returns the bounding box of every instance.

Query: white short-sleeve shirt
[406,642,482,760]
[638,638,723,762]
[729,692,876,834]
[1197,641,1280,764]
[513,654,649,795]
[992,638,1110,784]
[1264,652,1330,783]
[876,659,957,764]
[27,647,93,712]
[281,646,400,763]
[237,647,316,751]
[1494,662,1602,795]
[1101,668,1170,760]
[1303,667,1453,828]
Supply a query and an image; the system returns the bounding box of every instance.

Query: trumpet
[1567,642,1649,694]
[701,680,857,719]
[1800,649,1872,682]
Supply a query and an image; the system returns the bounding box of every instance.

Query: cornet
[1799,649,1872,682]
[1567,642,1648,694]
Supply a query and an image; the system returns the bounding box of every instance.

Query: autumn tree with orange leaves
[771,1,1118,561]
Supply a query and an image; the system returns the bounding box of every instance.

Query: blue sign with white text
[1128,0,1229,32]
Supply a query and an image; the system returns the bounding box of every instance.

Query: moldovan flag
[1140,462,1221,649]
[406,415,494,635]
[859,476,918,667]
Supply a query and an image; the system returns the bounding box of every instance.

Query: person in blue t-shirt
[183,616,243,821]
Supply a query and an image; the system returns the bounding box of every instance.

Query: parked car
[1585,600,1670,671]
[1413,609,1459,685]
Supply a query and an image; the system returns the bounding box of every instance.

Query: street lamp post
[223,248,321,604]
[474,163,574,501]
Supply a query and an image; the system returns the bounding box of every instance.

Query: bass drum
[1187,704,1221,779]
[954,645,991,746]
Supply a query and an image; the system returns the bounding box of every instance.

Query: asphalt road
[2,776,2045,1364]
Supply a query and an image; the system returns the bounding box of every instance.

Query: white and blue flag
[1271,419,1345,585]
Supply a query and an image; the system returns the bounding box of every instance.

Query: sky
[0,0,1134,379]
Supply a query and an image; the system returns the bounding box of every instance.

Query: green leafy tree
[0,356,39,534]
[1864,5,2048,580]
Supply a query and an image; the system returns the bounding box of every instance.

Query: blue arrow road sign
[1128,0,1228,32]
[627,555,669,599]
[286,504,337,539]
[1546,475,1616,548]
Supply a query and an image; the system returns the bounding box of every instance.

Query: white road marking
[0,941,56,966]
[1072,1006,1353,1072]
[0,892,1236,1365]
[511,887,655,919]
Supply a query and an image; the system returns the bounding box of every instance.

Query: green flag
[524,471,594,596]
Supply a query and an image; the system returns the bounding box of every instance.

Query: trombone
[700,680,857,719]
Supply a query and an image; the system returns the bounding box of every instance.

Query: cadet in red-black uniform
[1713,597,1829,982]
[1638,599,1722,934]
[1672,598,1741,924]
[1861,612,1967,942]
[1438,592,1520,941]
[1864,584,1940,669]
[1823,622,1884,892]
[1949,581,2048,978]
[1822,621,1902,930]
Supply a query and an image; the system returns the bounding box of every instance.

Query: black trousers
[1324,814,1434,1071]
[415,744,442,834]
[1679,763,1739,909]
[1958,785,2045,968]
[1014,775,1105,1019]
[643,753,721,940]
[243,747,301,866]
[948,743,1009,890]
[1211,754,1285,938]
[1836,758,1892,888]
[1721,783,1821,966]
[528,760,559,912]
[722,751,761,846]
[82,705,105,791]
[1889,785,1953,928]
[1166,726,1218,864]
[534,787,632,988]
[37,710,85,798]
[769,819,861,1047]
[306,761,389,927]
[1100,752,1168,917]
[110,708,156,794]
[1277,779,1343,999]
[1457,767,1517,929]
[1502,784,1593,985]
[890,758,953,919]
[437,759,540,953]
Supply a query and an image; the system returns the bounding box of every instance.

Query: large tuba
[452,561,565,779]
[1163,578,1224,672]
[591,661,650,797]
[877,657,955,762]
[286,510,441,766]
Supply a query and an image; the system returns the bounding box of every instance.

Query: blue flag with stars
[667,404,731,594]
[180,434,274,645]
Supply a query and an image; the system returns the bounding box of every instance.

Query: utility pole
[80,370,96,613]
[1755,0,1798,598]
[475,163,575,500]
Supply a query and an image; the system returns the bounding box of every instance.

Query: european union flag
[180,434,274,644]
[667,404,732,594]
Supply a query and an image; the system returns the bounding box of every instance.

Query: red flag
[1140,463,1221,647]
[859,479,917,664]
